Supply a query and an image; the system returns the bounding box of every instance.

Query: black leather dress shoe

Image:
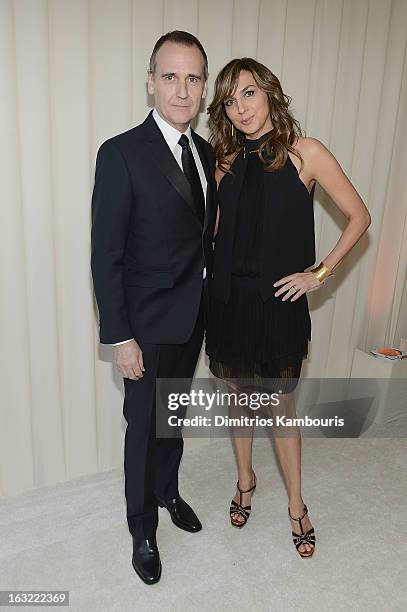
[158,495,202,533]
[132,537,162,585]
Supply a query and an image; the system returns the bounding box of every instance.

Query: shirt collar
[152,108,194,152]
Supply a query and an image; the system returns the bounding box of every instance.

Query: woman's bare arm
[274,138,371,301]
[301,137,371,271]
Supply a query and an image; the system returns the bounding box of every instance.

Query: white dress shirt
[112,108,207,346]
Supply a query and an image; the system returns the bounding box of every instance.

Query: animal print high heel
[288,504,316,558]
[229,473,256,528]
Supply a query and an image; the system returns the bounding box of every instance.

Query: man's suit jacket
[91,110,217,345]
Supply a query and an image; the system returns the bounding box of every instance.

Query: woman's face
[223,70,272,139]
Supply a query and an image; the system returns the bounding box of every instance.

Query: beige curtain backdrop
[1,0,406,497]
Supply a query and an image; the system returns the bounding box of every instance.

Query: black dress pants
[123,293,204,541]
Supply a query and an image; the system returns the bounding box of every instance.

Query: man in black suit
[91,31,216,584]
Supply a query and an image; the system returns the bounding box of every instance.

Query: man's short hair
[149,30,208,80]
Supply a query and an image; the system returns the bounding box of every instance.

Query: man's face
[147,41,207,132]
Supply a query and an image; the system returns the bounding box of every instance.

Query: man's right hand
[113,339,145,380]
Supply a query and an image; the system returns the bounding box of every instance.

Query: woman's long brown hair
[207,57,304,173]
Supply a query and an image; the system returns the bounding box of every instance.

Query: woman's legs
[272,390,314,554]
[227,382,256,525]
[225,379,314,549]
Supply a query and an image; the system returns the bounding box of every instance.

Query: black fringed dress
[206,131,315,393]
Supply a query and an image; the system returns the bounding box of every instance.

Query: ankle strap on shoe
[236,473,256,495]
[288,504,308,522]
[236,481,256,494]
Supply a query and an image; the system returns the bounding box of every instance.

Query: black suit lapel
[141,112,200,223]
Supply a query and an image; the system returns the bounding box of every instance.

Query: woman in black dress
[206,58,371,557]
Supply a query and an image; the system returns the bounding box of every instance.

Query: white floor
[0,437,406,612]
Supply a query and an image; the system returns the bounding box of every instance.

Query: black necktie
[178,134,205,225]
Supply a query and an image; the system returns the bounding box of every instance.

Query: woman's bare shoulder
[293,136,328,159]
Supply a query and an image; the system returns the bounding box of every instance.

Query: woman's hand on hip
[273,272,322,301]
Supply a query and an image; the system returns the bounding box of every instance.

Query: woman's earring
[231,123,235,138]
